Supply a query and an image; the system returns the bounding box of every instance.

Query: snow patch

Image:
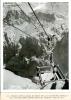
[3,69,39,89]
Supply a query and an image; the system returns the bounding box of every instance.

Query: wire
[4,21,41,42]
[28,2,48,36]
[4,21,32,37]
[12,24,31,37]
[15,2,40,32]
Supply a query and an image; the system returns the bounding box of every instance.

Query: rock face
[53,32,68,74]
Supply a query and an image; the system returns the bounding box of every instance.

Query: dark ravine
[53,32,68,75]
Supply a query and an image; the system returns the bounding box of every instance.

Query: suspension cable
[15,2,40,32]
[4,20,32,37]
[12,24,32,37]
[28,2,48,36]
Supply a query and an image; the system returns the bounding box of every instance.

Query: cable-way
[28,2,48,36]
[13,3,66,81]
[27,2,67,85]
[15,2,40,32]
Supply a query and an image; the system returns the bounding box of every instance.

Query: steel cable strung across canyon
[15,2,40,33]
[28,2,48,36]
[4,21,42,43]
[4,21,33,38]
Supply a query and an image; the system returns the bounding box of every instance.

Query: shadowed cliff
[53,32,68,75]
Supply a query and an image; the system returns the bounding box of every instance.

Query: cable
[4,20,32,37]
[15,3,40,32]
[12,24,31,37]
[4,21,41,42]
[28,2,48,36]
